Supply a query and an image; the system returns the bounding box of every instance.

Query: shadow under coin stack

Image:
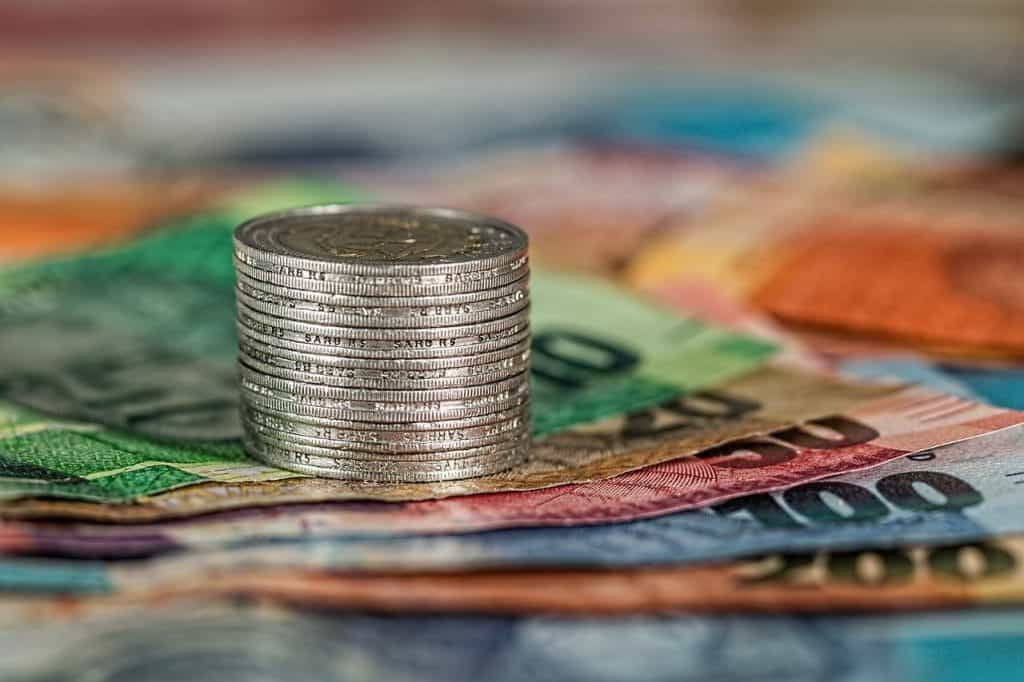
[233,204,531,482]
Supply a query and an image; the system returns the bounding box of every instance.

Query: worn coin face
[234,204,529,274]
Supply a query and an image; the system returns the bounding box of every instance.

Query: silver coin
[237,302,528,339]
[243,404,528,451]
[238,324,531,361]
[248,453,523,482]
[244,427,528,460]
[235,283,529,328]
[243,419,528,459]
[246,430,529,462]
[243,434,527,482]
[233,258,529,297]
[235,252,529,289]
[238,333,530,373]
[240,386,528,422]
[243,438,528,475]
[236,271,529,309]
[234,204,529,274]
[239,363,528,402]
[238,346,530,390]
[240,372,528,409]
[241,398,530,432]
[236,319,531,360]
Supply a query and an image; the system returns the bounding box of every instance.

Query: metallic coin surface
[237,303,528,341]
[236,272,529,309]
[243,419,528,459]
[238,341,529,389]
[241,399,530,433]
[240,386,528,423]
[243,434,528,482]
[239,364,528,403]
[244,426,529,461]
[234,204,529,273]
[238,331,528,368]
[237,322,530,360]
[233,258,529,296]
[243,405,527,452]
[235,283,529,328]
[240,374,528,413]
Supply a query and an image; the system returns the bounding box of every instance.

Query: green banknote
[0,183,775,503]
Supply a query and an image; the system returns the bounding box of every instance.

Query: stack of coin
[233,204,531,482]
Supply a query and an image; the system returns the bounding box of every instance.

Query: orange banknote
[751,211,1024,355]
[27,536,1023,616]
[626,145,1024,358]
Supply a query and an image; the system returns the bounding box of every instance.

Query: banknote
[3,424,1021,572]
[842,357,1024,410]
[0,397,1020,597]
[0,365,888,510]
[0,595,1022,682]
[0,183,775,503]
[625,178,1024,356]
[94,535,1024,616]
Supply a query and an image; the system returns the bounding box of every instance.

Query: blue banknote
[2,601,1021,682]
[841,356,1024,411]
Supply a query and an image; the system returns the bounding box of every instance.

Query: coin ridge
[243,435,528,481]
[240,388,528,422]
[243,421,528,459]
[239,363,529,402]
[237,322,531,359]
[238,334,531,371]
[235,286,529,329]
[236,271,529,308]
[233,259,530,296]
[243,405,528,449]
[244,444,525,482]
[239,375,528,412]
[238,349,530,390]
[243,431,528,464]
[235,251,528,285]
[237,302,529,339]
[240,398,529,432]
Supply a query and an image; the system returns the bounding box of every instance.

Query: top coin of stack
[233,204,531,482]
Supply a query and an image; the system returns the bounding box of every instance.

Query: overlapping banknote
[3,154,1024,682]
[1,599,1023,682]
[625,138,1024,359]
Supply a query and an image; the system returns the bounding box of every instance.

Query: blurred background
[2,0,1022,260]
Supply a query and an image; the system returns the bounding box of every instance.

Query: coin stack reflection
[233,204,531,482]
